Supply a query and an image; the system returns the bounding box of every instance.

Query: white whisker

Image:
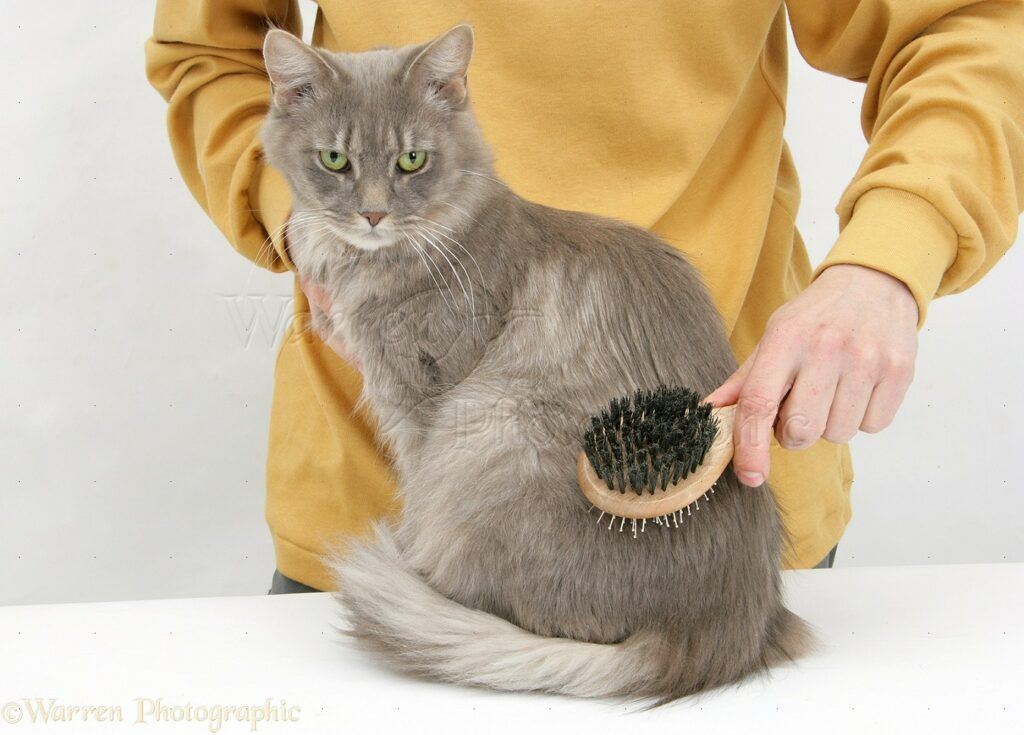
[437,200,484,227]
[417,223,483,339]
[415,227,472,329]
[456,169,509,190]
[417,217,486,295]
[243,211,328,294]
[406,232,459,317]
[419,227,475,329]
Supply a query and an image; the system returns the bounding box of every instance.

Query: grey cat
[259,25,812,704]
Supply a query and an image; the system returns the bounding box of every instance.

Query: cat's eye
[397,150,428,173]
[319,150,350,172]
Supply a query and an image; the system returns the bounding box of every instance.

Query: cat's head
[259,25,493,252]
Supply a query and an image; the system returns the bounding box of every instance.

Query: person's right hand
[705,263,918,487]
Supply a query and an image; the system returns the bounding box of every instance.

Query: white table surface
[1,564,1020,734]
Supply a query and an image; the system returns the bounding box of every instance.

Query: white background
[2,3,1021,606]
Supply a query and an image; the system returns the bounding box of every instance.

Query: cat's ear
[403,24,475,109]
[263,29,339,108]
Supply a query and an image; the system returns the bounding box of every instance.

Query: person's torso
[311,0,801,334]
[267,2,849,582]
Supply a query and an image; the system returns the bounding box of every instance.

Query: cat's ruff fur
[260,25,813,704]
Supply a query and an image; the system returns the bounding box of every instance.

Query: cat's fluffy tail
[330,524,812,704]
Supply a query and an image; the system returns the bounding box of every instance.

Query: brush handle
[577,404,737,520]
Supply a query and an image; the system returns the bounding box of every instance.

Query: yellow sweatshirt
[146,0,1024,586]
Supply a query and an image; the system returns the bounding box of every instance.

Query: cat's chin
[334,228,400,252]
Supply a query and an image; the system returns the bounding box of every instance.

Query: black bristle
[581,386,719,496]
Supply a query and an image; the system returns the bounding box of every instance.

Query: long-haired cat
[259,25,812,704]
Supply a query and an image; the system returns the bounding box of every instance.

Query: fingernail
[738,471,764,486]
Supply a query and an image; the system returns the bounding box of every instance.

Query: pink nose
[361,211,387,227]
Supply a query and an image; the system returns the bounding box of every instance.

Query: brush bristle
[582,386,719,495]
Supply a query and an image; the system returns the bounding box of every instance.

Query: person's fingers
[299,279,360,370]
[300,280,336,345]
[823,372,874,444]
[301,280,332,315]
[860,349,915,433]
[705,349,757,407]
[731,340,798,486]
[861,373,913,433]
[776,358,840,450]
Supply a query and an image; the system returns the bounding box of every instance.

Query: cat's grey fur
[259,25,812,704]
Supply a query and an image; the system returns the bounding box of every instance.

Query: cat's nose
[361,211,388,227]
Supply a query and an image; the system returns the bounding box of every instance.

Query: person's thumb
[704,349,756,407]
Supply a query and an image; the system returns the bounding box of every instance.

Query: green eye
[319,150,349,171]
[397,150,428,173]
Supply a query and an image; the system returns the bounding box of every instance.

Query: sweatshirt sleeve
[144,0,301,272]
[786,0,1024,325]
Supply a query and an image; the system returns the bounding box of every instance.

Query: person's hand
[300,279,361,370]
[706,263,919,487]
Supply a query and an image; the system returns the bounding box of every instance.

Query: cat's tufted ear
[263,29,339,108]
[403,25,475,109]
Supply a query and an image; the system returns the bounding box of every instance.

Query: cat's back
[517,199,684,272]
[502,198,737,395]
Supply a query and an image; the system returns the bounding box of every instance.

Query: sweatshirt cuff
[811,188,958,328]
[250,160,297,273]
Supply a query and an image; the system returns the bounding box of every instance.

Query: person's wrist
[815,263,919,325]
[811,188,958,328]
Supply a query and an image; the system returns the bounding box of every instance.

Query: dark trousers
[268,569,320,594]
[268,546,838,595]
[814,545,838,569]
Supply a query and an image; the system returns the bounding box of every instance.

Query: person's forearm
[715,1,1024,484]
[145,0,302,272]
[787,0,1024,323]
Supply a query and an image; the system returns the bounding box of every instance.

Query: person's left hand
[705,263,919,487]
[300,279,362,370]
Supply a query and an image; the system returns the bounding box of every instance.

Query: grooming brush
[578,386,737,537]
